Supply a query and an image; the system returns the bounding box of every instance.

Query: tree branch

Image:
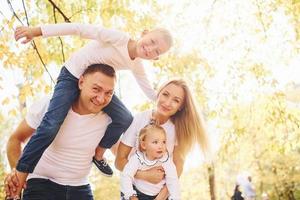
[21,0,55,83]
[53,7,66,62]
[48,0,71,22]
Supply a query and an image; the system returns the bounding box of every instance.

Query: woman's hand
[14,26,42,44]
[135,166,165,184]
[154,185,169,200]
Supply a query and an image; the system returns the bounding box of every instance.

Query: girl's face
[136,31,170,60]
[141,130,167,160]
[156,83,185,119]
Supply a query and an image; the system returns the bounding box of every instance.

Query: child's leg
[101,94,133,149]
[94,146,105,160]
[16,67,79,173]
[93,94,133,175]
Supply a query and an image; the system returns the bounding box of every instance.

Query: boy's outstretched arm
[14,26,42,44]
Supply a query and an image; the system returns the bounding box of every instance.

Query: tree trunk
[208,164,216,200]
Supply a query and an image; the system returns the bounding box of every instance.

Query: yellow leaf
[2,97,10,105]
[9,109,17,117]
[44,85,52,94]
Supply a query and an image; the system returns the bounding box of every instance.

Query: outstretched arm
[14,26,42,44]
[15,23,127,45]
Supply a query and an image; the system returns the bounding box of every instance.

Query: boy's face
[141,130,167,160]
[78,71,115,114]
[136,31,170,60]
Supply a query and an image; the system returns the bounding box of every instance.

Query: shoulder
[25,96,51,129]
[27,96,51,116]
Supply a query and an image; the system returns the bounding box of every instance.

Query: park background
[0,0,300,199]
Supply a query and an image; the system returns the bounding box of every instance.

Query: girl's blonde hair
[157,79,210,158]
[150,28,173,48]
[138,124,166,152]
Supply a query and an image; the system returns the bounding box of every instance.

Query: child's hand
[14,26,42,44]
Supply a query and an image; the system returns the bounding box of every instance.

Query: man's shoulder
[28,96,51,114]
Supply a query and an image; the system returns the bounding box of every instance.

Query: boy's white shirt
[121,151,181,200]
[25,96,111,186]
[41,23,156,100]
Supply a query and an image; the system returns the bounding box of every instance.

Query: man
[4,63,116,200]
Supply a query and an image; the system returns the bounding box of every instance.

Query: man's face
[78,71,115,114]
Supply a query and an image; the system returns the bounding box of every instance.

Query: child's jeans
[17,67,133,173]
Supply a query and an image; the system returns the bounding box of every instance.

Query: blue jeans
[121,185,161,200]
[22,178,93,200]
[17,67,133,173]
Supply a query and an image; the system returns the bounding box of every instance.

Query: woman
[115,79,210,199]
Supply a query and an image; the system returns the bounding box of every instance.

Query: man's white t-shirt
[25,97,111,186]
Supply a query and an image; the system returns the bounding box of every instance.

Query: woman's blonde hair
[157,79,210,158]
[138,124,166,152]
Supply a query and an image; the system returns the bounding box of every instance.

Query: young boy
[14,23,173,176]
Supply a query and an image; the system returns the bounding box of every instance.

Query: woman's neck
[152,111,169,125]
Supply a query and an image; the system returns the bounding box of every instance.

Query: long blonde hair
[157,79,210,158]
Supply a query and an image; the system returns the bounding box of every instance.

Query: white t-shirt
[25,97,111,186]
[121,151,180,200]
[41,23,156,100]
[121,110,177,154]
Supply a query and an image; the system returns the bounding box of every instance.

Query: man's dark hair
[82,64,116,78]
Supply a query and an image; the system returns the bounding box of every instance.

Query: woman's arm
[155,146,185,200]
[115,142,132,171]
[172,146,185,177]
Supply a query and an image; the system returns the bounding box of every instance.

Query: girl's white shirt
[41,23,156,100]
[121,151,181,200]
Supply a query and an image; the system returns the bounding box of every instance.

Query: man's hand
[14,26,42,44]
[4,169,28,199]
[135,166,165,184]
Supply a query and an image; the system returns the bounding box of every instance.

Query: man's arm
[5,119,35,198]
[7,120,35,168]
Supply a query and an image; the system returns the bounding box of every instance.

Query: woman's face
[156,83,185,118]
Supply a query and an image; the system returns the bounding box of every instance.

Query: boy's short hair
[82,63,116,78]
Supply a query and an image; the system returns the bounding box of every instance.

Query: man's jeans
[23,178,93,200]
[17,67,133,173]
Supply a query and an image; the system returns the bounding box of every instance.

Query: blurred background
[0,0,299,199]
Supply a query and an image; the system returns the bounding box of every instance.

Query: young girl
[116,79,210,199]
[14,23,173,176]
[120,124,180,200]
